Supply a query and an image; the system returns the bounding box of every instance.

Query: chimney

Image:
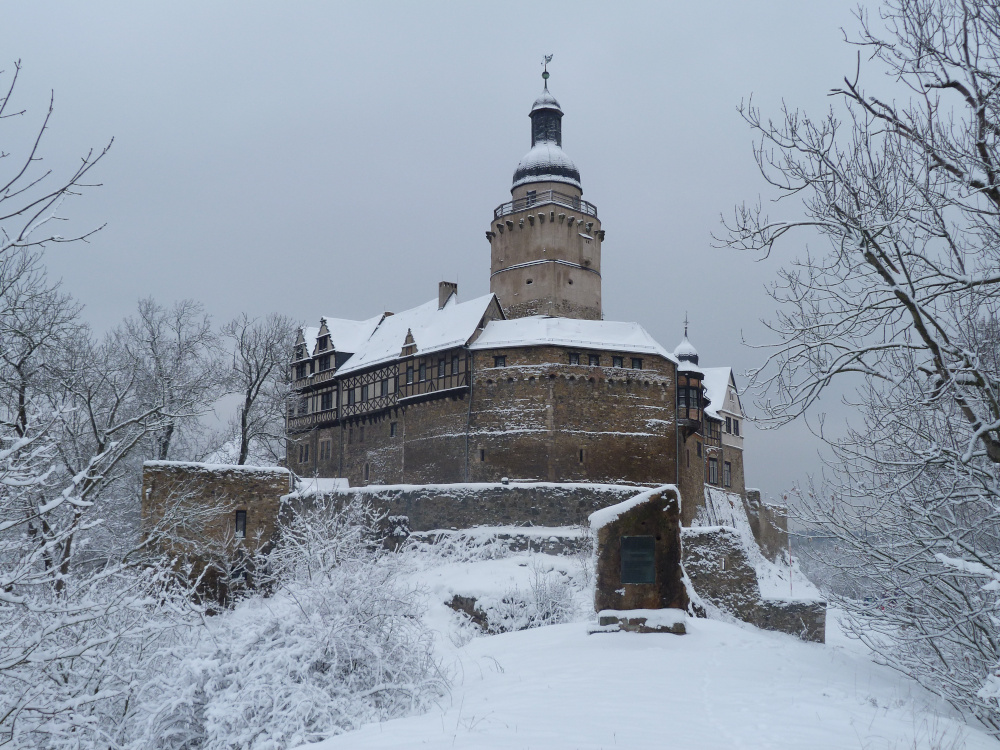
[438,281,458,309]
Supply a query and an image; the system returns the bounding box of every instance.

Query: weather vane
[542,54,553,88]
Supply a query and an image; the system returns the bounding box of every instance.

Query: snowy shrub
[129,498,446,750]
[476,562,577,634]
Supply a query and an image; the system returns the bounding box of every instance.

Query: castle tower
[486,62,604,320]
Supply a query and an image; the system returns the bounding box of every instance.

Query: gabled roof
[702,366,742,419]
[335,293,500,376]
[294,327,320,361]
[470,316,676,361]
[316,314,384,355]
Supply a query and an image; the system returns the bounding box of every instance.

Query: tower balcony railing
[494,189,598,220]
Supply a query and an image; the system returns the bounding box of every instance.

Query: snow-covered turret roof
[335,293,499,376]
[702,366,742,420]
[513,143,581,190]
[531,89,563,114]
[470,316,676,361]
[673,335,698,363]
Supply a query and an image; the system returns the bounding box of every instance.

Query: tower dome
[512,75,581,191]
[674,319,700,366]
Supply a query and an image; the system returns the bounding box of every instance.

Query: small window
[361,384,368,402]
[235,510,247,539]
[319,440,331,461]
[419,363,426,381]
[364,463,370,482]
[612,356,623,368]
[390,422,398,437]
[438,359,446,378]
[526,189,536,205]
[406,366,414,384]
[295,363,307,379]
[526,278,533,285]
[686,449,690,468]
[321,391,333,411]
[479,448,486,462]
[725,416,732,433]
[347,389,356,405]
[588,354,600,366]
[569,352,580,365]
[451,355,459,375]
[494,355,506,368]
[319,354,331,371]
[631,358,643,370]
[708,458,719,485]
[381,379,388,397]
[696,441,702,458]
[724,461,732,487]
[733,419,740,437]
[579,448,585,464]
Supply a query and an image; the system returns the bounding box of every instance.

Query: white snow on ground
[299,544,997,750]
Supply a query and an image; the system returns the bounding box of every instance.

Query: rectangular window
[724,461,732,487]
[579,448,585,463]
[298,397,308,415]
[708,458,719,485]
[494,355,506,368]
[303,444,311,463]
[733,419,740,437]
[235,510,247,539]
[589,354,600,366]
[321,440,331,461]
[569,352,580,365]
[438,359,446,378]
[317,335,329,351]
[479,448,486,462]
[526,189,536,206]
[725,416,732,433]
[321,391,333,411]
[419,362,426,381]
[451,355,459,375]
[612,356,623,368]
[361,384,368,402]
[318,354,330,371]
[406,366,414,384]
[348,388,355,405]
[390,422,397,437]
[696,441,702,458]
[295,363,307,379]
[620,536,655,584]
[380,379,388,397]
[631,358,643,370]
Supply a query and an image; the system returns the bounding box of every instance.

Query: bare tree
[722,0,1000,732]
[221,312,296,465]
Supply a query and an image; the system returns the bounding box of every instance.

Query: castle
[285,70,747,527]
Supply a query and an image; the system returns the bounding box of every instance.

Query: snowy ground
[302,546,997,750]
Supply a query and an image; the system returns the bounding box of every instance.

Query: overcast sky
[0,1,869,500]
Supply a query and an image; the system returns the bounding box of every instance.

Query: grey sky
[1,0,863,500]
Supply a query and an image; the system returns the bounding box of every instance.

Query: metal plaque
[620,535,655,584]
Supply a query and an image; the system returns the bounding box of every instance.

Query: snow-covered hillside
[303,547,996,750]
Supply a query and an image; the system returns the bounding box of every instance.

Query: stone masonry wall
[681,526,825,642]
[743,489,788,563]
[310,481,641,531]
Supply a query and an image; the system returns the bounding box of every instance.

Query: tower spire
[684,312,689,338]
[542,54,553,90]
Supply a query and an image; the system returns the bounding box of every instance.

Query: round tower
[486,63,604,320]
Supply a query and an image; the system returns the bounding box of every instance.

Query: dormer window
[317,335,330,351]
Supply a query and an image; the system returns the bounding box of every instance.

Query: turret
[674,322,704,434]
[487,58,604,321]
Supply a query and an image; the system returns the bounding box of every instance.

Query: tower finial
[541,54,553,90]
[684,311,689,338]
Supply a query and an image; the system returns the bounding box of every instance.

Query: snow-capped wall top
[335,293,498,376]
[143,460,290,475]
[702,367,741,420]
[470,316,676,361]
[589,485,679,530]
[512,143,581,190]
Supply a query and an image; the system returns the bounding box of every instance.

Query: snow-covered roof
[702,366,739,419]
[531,89,562,113]
[335,293,498,376]
[673,335,698,361]
[470,316,676,361]
[512,143,581,190]
[318,314,383,355]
